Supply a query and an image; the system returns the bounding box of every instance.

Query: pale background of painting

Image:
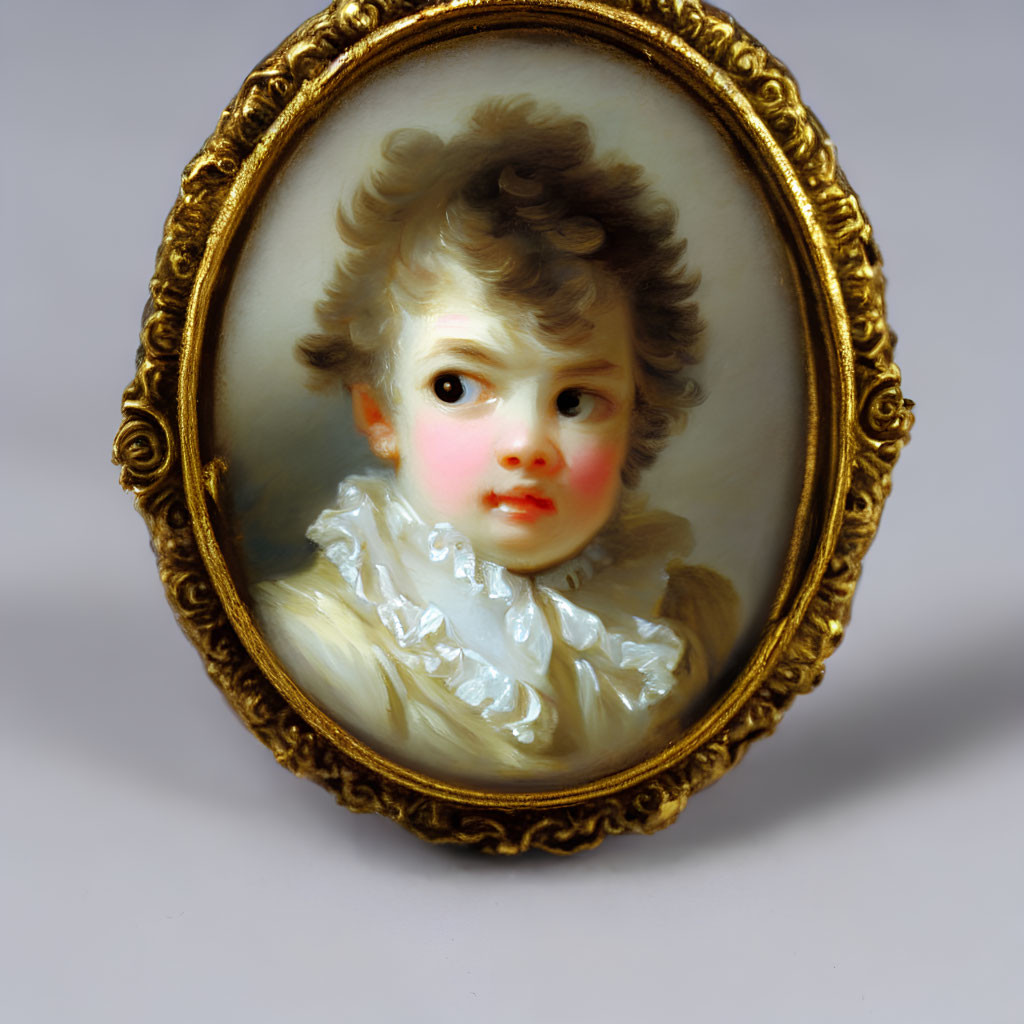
[216,32,806,666]
[3,2,1023,1022]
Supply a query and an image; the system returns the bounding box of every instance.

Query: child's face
[365,263,635,572]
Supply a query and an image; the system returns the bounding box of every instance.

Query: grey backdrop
[3,2,1022,1021]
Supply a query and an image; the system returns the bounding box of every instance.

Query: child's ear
[350,383,398,462]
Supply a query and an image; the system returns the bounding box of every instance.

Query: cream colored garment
[252,474,725,787]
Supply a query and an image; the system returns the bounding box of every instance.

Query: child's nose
[496,414,563,474]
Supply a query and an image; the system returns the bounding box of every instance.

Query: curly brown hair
[299,97,703,486]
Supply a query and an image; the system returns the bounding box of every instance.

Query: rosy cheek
[410,411,494,516]
[568,440,625,504]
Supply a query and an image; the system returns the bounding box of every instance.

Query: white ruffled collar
[306,473,694,752]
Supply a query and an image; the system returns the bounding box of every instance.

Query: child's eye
[556,388,599,420]
[432,372,482,405]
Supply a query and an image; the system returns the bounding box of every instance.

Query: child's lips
[485,489,557,519]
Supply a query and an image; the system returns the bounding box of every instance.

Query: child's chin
[483,536,592,575]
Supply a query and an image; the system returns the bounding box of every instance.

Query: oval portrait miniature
[115,0,912,852]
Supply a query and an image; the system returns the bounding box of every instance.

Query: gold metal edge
[117,0,912,853]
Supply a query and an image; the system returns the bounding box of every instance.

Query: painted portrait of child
[251,97,740,787]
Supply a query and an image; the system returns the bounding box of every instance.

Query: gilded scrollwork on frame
[115,0,912,853]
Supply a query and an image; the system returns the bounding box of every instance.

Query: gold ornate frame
[114,0,912,853]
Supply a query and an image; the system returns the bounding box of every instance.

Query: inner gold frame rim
[178,0,852,809]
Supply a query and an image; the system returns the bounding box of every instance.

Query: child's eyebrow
[553,359,622,380]
[427,340,507,368]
